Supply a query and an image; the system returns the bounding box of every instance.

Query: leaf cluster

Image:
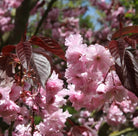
[0,35,65,89]
[109,26,138,97]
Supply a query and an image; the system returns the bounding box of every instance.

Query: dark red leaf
[109,40,125,66]
[30,36,66,60]
[115,63,124,85]
[123,49,138,96]
[2,45,16,55]
[109,40,120,61]
[16,41,32,69]
[30,52,51,88]
[124,36,137,49]
[112,26,138,40]
[129,33,138,43]
[115,49,138,97]
[109,25,138,97]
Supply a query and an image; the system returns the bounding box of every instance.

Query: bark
[5,0,38,45]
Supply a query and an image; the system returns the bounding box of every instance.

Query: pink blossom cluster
[4,0,23,8]
[65,34,138,128]
[42,7,87,42]
[0,85,20,118]
[0,71,71,135]
[38,6,89,77]
[63,7,87,18]
[90,0,134,45]
[65,34,113,110]
[0,0,23,32]
[0,9,14,32]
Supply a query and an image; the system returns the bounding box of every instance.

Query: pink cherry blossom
[0,100,20,117]
[133,116,138,128]
[107,103,126,126]
[46,71,64,104]
[37,109,71,136]
[0,87,10,100]
[86,44,113,74]
[4,0,23,8]
[10,84,22,101]
[13,124,31,136]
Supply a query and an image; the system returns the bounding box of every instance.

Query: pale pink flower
[13,124,31,136]
[65,34,87,63]
[0,17,10,26]
[10,84,22,101]
[80,111,91,118]
[97,71,128,102]
[38,109,71,136]
[4,0,23,8]
[107,104,126,126]
[69,91,85,110]
[86,44,113,74]
[0,9,5,15]
[117,99,136,113]
[54,89,69,107]
[133,116,138,128]
[0,100,20,117]
[117,91,138,113]
[46,71,63,104]
[65,34,83,47]
[16,106,30,124]
[46,71,63,95]
[112,7,125,17]
[1,24,14,31]
[88,95,105,111]
[0,87,10,100]
[22,91,34,107]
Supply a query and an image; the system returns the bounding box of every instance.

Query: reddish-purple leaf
[2,45,16,55]
[123,49,138,96]
[109,25,138,97]
[31,52,51,88]
[115,62,125,85]
[30,36,66,60]
[124,36,137,49]
[112,26,138,40]
[109,40,125,66]
[109,40,120,61]
[16,41,32,69]
[129,33,138,43]
[115,49,138,97]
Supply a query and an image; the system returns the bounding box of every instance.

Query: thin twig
[8,121,14,136]
[34,0,57,35]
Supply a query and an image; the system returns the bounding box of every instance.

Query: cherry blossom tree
[0,0,138,136]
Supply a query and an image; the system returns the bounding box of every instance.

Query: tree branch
[8,121,14,136]
[5,0,38,45]
[34,0,57,35]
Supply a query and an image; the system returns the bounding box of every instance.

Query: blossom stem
[8,121,14,136]
[34,0,57,35]
[31,111,35,136]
